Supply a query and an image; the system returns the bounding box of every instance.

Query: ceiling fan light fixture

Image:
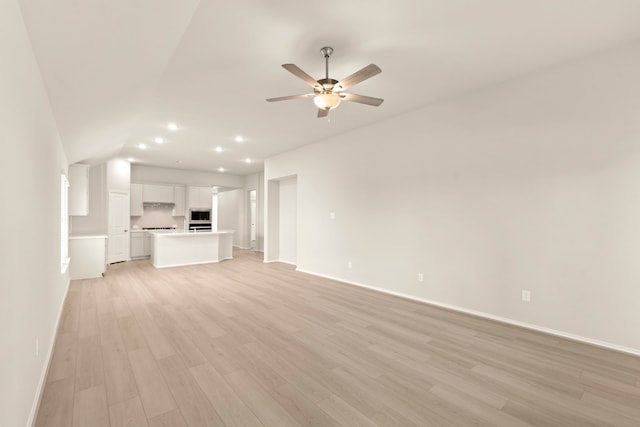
[313,92,341,110]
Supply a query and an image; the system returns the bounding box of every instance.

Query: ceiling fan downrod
[320,46,333,80]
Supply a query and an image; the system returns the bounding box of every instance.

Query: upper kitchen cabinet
[173,186,186,216]
[187,186,213,209]
[69,164,90,216]
[130,183,143,216]
[142,184,174,203]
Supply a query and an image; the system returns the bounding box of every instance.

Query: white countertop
[148,229,235,236]
[69,234,108,240]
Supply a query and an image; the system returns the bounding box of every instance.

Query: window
[61,172,70,273]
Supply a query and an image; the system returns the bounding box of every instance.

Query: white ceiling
[18,0,640,176]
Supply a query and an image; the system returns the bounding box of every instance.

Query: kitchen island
[149,230,235,268]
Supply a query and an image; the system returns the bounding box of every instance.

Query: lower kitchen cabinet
[69,235,107,279]
[130,231,151,258]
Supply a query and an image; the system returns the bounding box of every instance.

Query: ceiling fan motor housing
[315,78,340,93]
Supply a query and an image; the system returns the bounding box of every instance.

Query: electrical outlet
[329,212,336,220]
[418,273,424,282]
[522,290,531,302]
[347,261,352,269]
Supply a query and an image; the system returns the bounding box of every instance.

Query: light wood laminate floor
[36,249,640,426]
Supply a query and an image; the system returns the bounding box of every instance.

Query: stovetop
[141,227,176,230]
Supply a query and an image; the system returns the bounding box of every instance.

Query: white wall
[132,164,243,188]
[278,177,297,265]
[0,1,70,425]
[265,41,640,353]
[107,158,131,193]
[72,159,131,235]
[71,164,107,235]
[217,189,243,246]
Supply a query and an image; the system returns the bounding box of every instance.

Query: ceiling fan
[267,46,383,118]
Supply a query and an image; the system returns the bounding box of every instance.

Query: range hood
[143,202,175,208]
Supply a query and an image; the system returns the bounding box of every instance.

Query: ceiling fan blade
[266,93,314,102]
[317,108,329,118]
[341,93,384,107]
[282,64,320,88]
[336,64,381,90]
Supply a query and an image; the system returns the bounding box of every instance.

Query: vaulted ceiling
[18,0,640,175]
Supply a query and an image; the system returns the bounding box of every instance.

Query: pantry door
[108,191,129,263]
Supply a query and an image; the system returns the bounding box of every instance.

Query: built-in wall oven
[189,209,212,231]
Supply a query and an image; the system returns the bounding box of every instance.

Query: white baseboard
[153,257,233,269]
[233,246,263,252]
[295,268,640,357]
[28,277,71,426]
[264,259,296,266]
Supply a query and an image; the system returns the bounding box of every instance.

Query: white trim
[152,257,233,269]
[28,277,71,426]
[295,268,640,357]
[60,256,70,274]
[264,259,296,266]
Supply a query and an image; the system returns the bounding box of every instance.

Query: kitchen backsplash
[131,205,186,229]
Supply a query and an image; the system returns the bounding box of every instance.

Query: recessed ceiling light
[138,143,147,150]
[218,167,225,172]
[215,146,223,153]
[235,135,244,143]
[168,122,178,131]
[154,137,164,144]
[245,158,252,164]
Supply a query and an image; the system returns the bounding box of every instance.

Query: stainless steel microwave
[190,209,211,222]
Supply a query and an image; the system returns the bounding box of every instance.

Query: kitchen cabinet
[144,233,151,256]
[143,184,174,203]
[69,164,90,216]
[173,186,186,216]
[130,183,143,216]
[69,235,107,279]
[187,186,213,209]
[130,231,151,258]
